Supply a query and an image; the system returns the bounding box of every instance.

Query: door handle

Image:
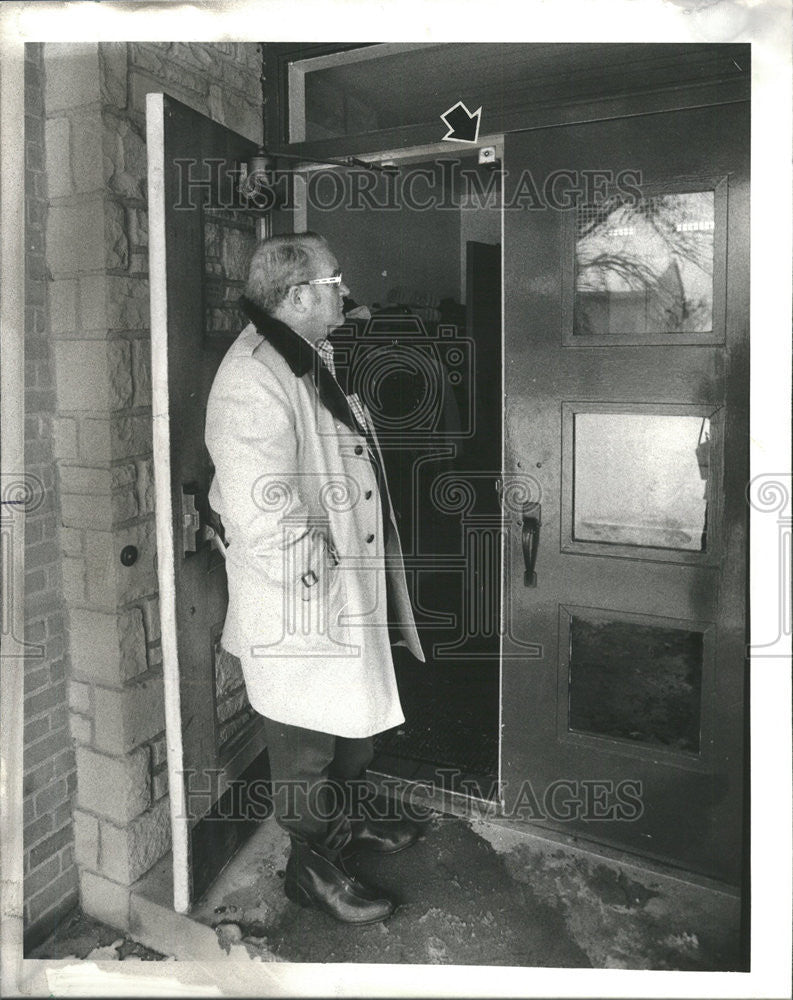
[181,488,201,554]
[182,486,229,559]
[521,501,541,587]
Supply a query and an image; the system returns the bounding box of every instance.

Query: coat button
[355,445,364,455]
[366,533,375,543]
[365,490,372,499]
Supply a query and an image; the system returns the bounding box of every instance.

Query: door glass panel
[574,412,710,551]
[568,612,703,753]
[574,191,714,336]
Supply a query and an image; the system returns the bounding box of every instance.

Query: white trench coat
[205,308,424,738]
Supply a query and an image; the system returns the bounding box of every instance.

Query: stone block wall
[35,41,262,931]
[23,42,79,952]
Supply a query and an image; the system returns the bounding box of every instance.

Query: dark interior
[315,158,503,794]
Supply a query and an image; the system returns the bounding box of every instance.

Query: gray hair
[244,232,328,314]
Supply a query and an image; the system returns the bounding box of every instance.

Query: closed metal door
[501,102,749,883]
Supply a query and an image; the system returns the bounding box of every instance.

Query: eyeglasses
[295,270,343,287]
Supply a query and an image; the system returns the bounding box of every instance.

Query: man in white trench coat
[205,232,425,924]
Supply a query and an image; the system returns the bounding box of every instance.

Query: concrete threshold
[368,768,743,899]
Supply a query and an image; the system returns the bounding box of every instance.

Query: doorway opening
[305,150,503,798]
[305,152,503,796]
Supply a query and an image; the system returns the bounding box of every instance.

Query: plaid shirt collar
[314,337,337,378]
[313,337,367,432]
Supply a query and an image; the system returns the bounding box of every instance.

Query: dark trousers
[262,715,374,851]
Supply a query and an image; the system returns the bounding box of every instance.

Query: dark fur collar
[240,295,314,376]
[240,295,359,434]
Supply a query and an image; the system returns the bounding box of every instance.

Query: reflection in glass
[203,208,257,343]
[568,613,703,753]
[573,413,710,551]
[574,192,714,336]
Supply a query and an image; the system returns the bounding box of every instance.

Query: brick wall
[23,42,80,951]
[38,41,262,931]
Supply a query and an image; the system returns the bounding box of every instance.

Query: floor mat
[374,695,498,777]
[374,657,499,782]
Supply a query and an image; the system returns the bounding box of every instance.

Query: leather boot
[346,816,421,856]
[284,837,396,925]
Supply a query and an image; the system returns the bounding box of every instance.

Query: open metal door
[147,93,272,910]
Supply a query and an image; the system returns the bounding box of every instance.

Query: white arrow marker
[440,101,483,144]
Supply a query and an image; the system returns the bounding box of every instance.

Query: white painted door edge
[146,91,190,915]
